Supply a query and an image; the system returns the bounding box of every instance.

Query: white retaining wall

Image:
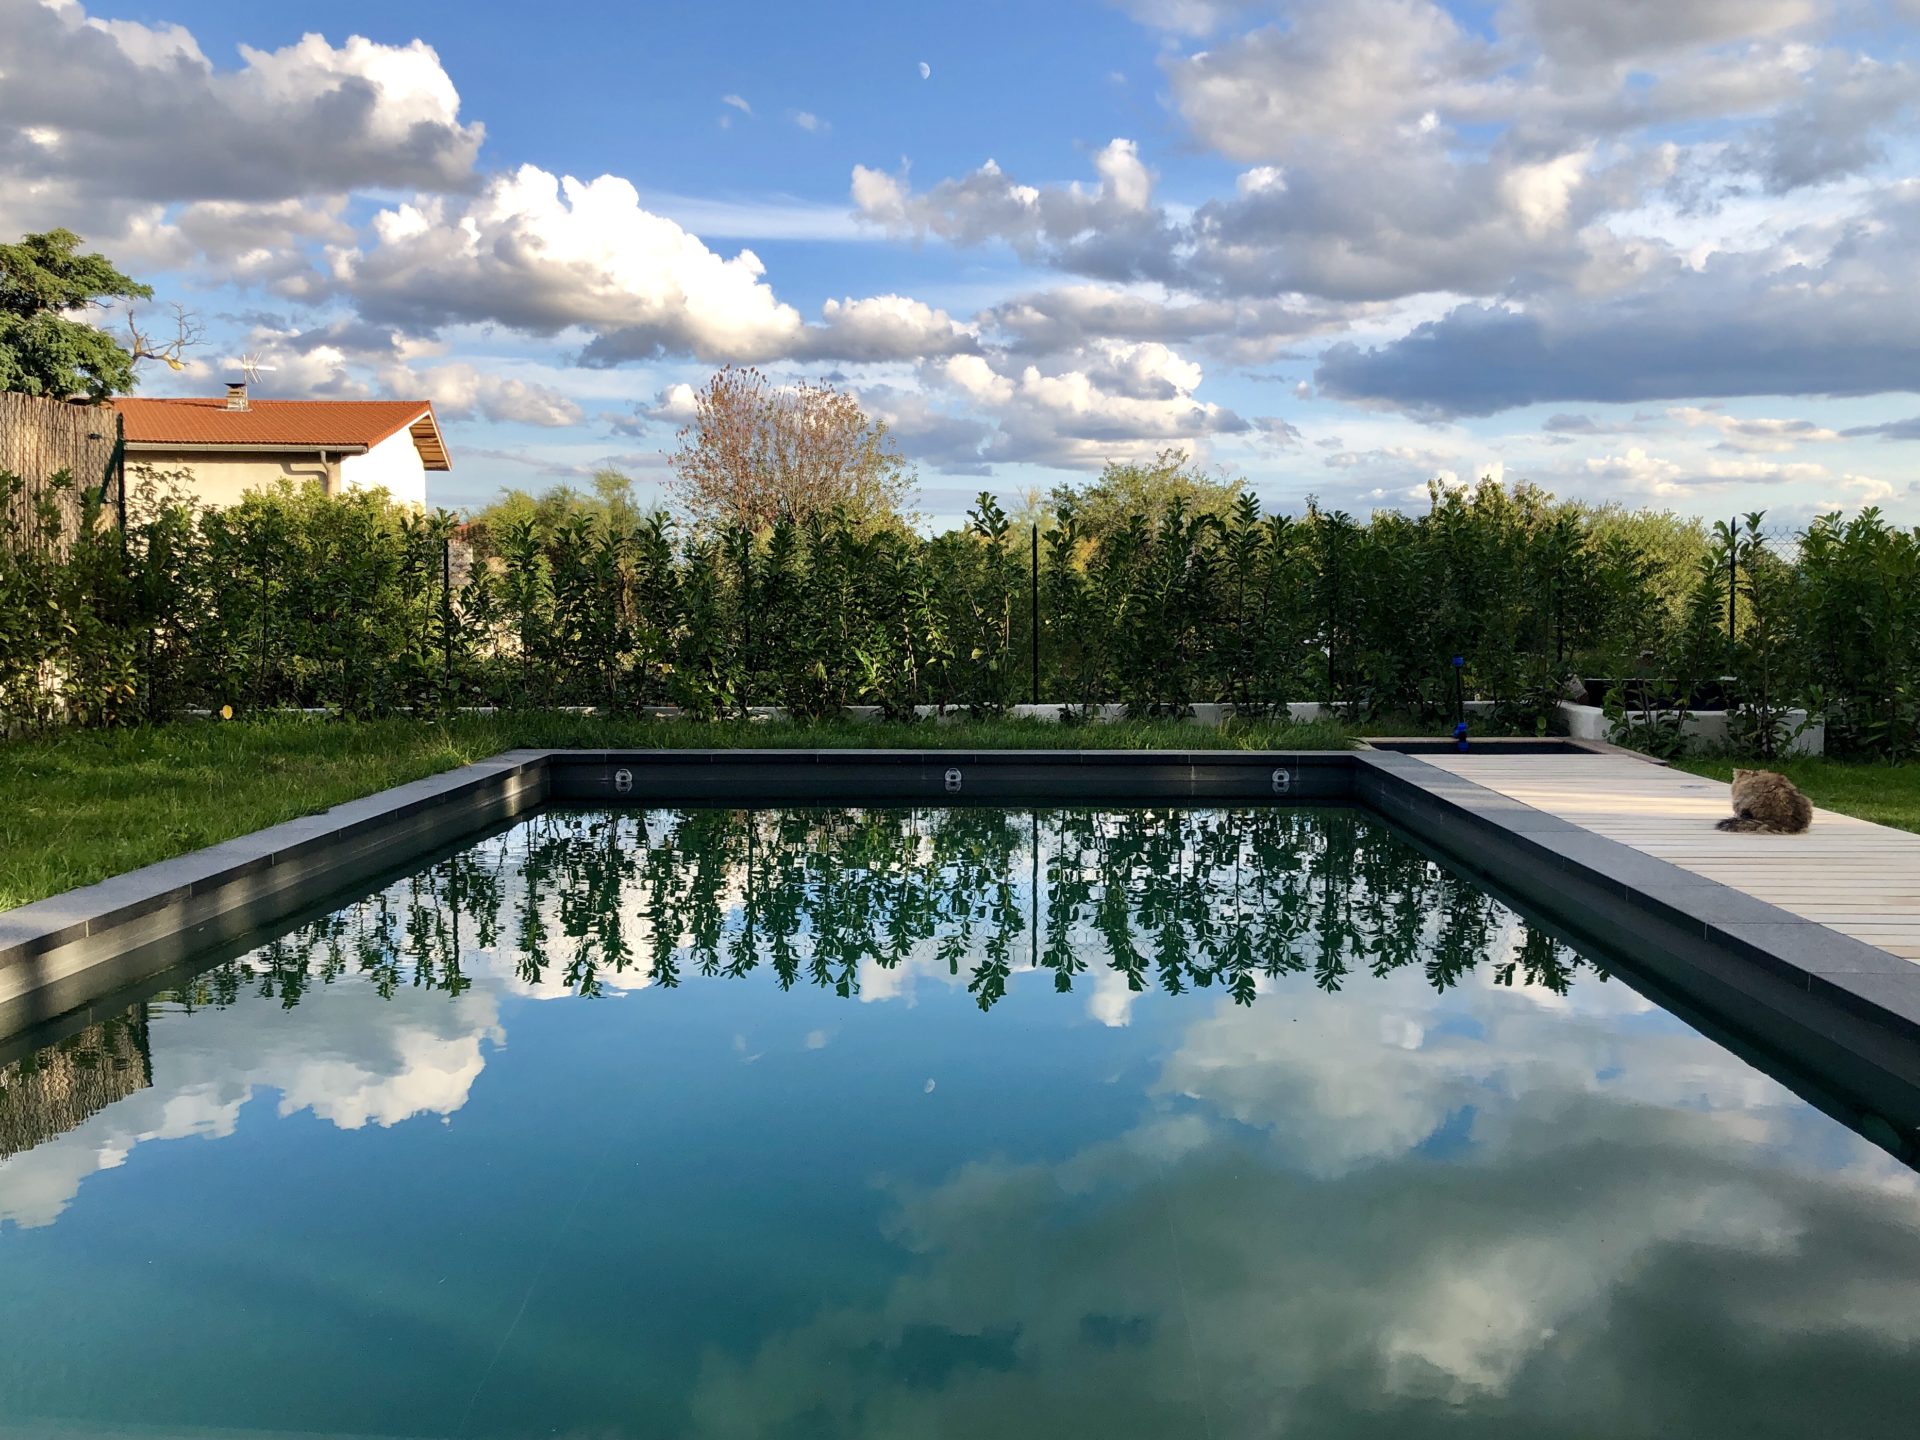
[182,699,1826,753]
[1557,702,1824,756]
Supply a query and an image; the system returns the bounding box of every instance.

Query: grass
[1672,756,1920,835]
[14,712,1908,912]
[0,712,1353,910]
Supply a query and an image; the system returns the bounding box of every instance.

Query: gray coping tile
[1712,920,1920,976]
[1625,880,1813,929]
[1416,780,1522,802]
[1809,970,1920,1032]
[4,851,230,951]
[1352,751,1434,775]
[1451,802,1576,832]
[1398,803,1582,843]
[1397,779,1519,806]
[1358,761,1579,828]
[257,812,369,860]
[144,836,275,886]
[1356,762,1480,793]
[0,757,545,967]
[1521,830,1700,887]
[486,749,550,765]
[0,905,88,958]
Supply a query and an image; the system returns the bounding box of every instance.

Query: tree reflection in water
[161,807,1595,1014]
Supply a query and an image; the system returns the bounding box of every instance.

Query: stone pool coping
[2,746,1915,1151]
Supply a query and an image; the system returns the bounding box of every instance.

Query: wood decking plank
[1415,753,1920,965]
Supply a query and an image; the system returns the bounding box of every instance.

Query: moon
[918,61,931,79]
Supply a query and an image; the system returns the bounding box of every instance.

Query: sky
[6,0,1920,529]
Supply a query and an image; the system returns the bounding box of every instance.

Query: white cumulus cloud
[345,165,807,363]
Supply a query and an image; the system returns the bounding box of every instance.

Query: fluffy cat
[1715,768,1812,834]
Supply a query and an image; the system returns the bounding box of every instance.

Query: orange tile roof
[109,398,451,470]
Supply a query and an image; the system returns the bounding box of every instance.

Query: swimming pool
[2,805,1916,1437]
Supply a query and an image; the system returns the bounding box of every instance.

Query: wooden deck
[1419,753,1920,962]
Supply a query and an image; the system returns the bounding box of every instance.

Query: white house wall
[338,427,428,506]
[131,452,335,508]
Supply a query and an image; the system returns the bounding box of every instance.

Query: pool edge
[0,748,552,1034]
[2,746,1915,1148]
[1354,750,1920,1152]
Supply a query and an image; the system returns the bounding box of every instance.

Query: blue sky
[7,0,1920,526]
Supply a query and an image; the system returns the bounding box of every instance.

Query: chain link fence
[1745,520,1802,564]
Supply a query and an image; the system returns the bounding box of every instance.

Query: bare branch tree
[124,301,204,373]
[666,366,915,531]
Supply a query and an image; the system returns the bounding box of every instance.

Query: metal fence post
[1030,523,1040,706]
[1326,542,1340,707]
[255,551,269,711]
[112,412,127,555]
[441,531,454,708]
[741,535,751,720]
[1554,551,1565,665]
[1728,514,1738,670]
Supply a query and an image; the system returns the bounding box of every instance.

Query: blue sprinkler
[1451,655,1468,751]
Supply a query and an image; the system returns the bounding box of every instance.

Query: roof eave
[125,441,371,456]
[404,406,453,472]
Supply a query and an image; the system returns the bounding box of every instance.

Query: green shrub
[5,471,1915,758]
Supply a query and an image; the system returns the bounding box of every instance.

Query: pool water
[1,806,1915,1438]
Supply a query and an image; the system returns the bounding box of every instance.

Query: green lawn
[0,712,1352,911]
[12,714,1910,913]
[1673,756,1920,836]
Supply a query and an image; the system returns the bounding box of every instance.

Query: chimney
[225,382,249,411]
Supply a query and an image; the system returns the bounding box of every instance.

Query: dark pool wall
[546,749,1354,807]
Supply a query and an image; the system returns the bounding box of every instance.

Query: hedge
[3,468,1915,759]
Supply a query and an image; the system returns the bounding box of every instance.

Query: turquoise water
[0,806,1915,1438]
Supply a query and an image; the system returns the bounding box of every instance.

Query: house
[0,1011,151,1161]
[108,385,450,507]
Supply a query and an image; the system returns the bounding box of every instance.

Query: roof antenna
[238,353,278,388]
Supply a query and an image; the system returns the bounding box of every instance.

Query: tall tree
[0,229,152,400]
[468,467,646,541]
[667,366,914,531]
[1049,449,1241,543]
